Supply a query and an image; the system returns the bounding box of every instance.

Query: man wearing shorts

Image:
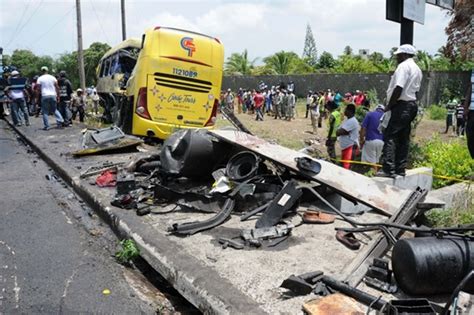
[360,104,385,170]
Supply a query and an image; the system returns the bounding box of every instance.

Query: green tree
[333,55,378,73]
[55,51,79,87]
[343,45,353,56]
[302,23,318,68]
[415,51,432,71]
[369,52,384,64]
[10,49,40,78]
[83,42,111,86]
[263,51,298,75]
[317,51,336,69]
[224,49,256,75]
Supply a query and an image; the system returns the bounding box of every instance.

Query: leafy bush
[427,104,446,120]
[115,239,140,264]
[413,137,474,188]
[425,187,473,227]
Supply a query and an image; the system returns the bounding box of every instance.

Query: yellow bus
[99,26,224,139]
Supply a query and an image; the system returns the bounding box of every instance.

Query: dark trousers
[456,117,465,136]
[305,104,309,118]
[326,138,337,161]
[72,106,85,122]
[58,100,72,124]
[467,111,474,158]
[382,101,418,175]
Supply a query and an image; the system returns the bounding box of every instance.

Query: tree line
[2,42,110,88]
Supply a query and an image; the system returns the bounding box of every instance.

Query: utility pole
[121,0,126,40]
[76,0,86,91]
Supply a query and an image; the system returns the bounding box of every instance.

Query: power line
[4,0,32,48]
[4,0,43,49]
[89,0,110,43]
[29,6,75,47]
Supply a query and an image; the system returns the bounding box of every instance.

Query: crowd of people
[0,66,100,130]
[221,84,379,170]
[219,44,441,177]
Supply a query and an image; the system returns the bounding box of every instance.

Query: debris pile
[86,127,473,314]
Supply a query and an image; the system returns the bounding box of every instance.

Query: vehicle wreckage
[78,123,473,314]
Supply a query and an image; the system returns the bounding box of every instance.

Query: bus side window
[110,55,117,75]
[99,60,105,77]
[103,58,111,77]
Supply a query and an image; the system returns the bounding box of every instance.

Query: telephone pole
[121,0,126,40]
[76,0,86,91]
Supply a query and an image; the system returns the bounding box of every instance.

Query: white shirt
[9,89,24,100]
[338,116,360,150]
[37,74,58,97]
[386,58,422,102]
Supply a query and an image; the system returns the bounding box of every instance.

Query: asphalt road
[0,121,157,314]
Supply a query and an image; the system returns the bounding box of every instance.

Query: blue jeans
[41,96,64,128]
[11,98,29,125]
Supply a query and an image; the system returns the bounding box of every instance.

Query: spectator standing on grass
[377,44,422,177]
[360,104,385,170]
[287,90,296,120]
[71,88,86,123]
[273,88,282,119]
[305,90,313,118]
[36,66,64,130]
[57,71,73,126]
[309,92,320,134]
[281,89,289,120]
[456,99,465,137]
[325,101,340,161]
[334,90,343,107]
[237,88,243,114]
[225,88,234,111]
[7,70,30,127]
[254,90,264,121]
[464,69,474,158]
[91,90,100,115]
[444,99,457,135]
[354,90,365,106]
[337,104,360,170]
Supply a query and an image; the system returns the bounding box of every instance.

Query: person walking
[287,90,296,120]
[336,104,360,170]
[254,90,264,121]
[7,70,30,126]
[309,92,320,134]
[456,99,465,137]
[71,88,87,123]
[305,90,313,118]
[444,99,457,135]
[325,101,341,161]
[360,104,385,170]
[377,44,422,177]
[57,70,73,126]
[36,66,64,130]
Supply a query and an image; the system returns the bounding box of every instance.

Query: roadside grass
[115,239,140,264]
[426,186,474,227]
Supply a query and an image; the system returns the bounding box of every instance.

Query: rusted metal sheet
[209,130,413,216]
[303,293,365,315]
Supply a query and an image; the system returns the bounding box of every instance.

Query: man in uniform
[377,44,422,177]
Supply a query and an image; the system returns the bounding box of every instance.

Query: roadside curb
[4,119,265,314]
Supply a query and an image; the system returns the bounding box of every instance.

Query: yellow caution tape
[332,159,473,184]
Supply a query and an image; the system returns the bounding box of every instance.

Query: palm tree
[263,51,298,75]
[416,51,432,72]
[224,50,257,75]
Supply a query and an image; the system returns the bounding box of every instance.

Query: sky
[0,0,451,62]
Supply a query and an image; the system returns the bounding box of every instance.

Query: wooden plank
[209,130,413,216]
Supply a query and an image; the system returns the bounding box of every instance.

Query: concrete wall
[222,71,471,106]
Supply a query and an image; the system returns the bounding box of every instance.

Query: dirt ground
[216,101,464,153]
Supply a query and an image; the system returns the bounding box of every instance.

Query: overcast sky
[0,0,451,61]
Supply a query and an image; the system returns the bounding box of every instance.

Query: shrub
[413,137,474,188]
[427,104,446,120]
[425,187,473,227]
